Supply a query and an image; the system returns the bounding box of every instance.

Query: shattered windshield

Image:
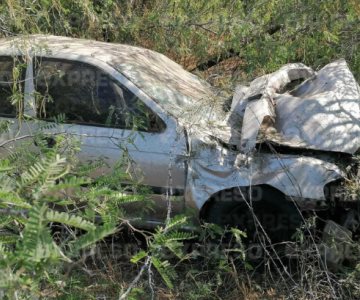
[111,49,225,124]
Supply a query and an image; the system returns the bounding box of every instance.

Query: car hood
[225,59,360,155]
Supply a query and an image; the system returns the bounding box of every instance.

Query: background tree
[1,0,359,87]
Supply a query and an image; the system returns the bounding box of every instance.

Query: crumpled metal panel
[230,60,360,154]
[273,60,360,154]
[231,63,315,153]
[188,60,358,209]
[186,139,344,210]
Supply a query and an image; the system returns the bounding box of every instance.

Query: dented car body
[0,35,358,238]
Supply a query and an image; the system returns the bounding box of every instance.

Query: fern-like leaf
[151,257,175,289]
[19,204,61,266]
[46,210,96,231]
[165,215,188,231]
[156,231,195,244]
[71,222,117,252]
[0,191,31,209]
[130,250,148,264]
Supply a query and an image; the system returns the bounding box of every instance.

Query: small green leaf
[131,250,147,264]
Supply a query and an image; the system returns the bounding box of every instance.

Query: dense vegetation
[0,1,359,299]
[1,0,359,84]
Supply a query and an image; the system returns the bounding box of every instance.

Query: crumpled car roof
[229,59,360,154]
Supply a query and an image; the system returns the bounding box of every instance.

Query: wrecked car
[0,35,358,243]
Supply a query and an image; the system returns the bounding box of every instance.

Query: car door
[32,56,188,223]
[0,55,32,157]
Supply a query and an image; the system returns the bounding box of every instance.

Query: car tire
[204,186,302,243]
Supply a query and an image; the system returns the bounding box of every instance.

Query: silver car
[0,35,358,241]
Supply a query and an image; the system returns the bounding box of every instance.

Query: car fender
[185,146,344,211]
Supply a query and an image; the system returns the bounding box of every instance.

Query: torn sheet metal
[273,60,360,154]
[188,60,358,210]
[230,63,315,153]
[230,60,360,154]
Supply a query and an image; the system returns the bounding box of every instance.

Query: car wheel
[204,186,302,243]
